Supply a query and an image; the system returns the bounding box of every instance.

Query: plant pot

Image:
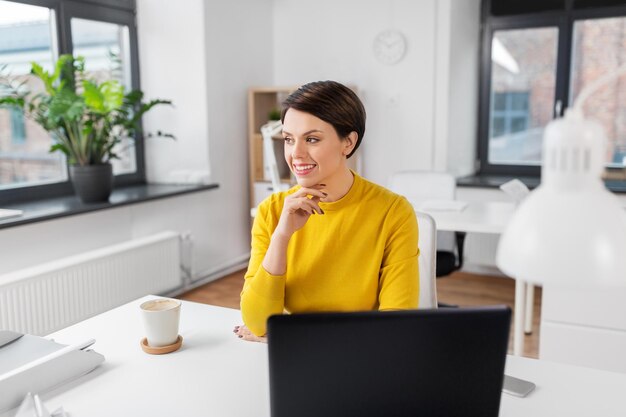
[69,163,113,203]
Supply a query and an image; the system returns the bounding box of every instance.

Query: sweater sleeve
[240,197,286,336]
[378,196,420,310]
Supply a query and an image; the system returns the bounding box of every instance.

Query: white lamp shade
[496,110,626,287]
[496,184,626,286]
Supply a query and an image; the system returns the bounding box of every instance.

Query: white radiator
[0,231,182,336]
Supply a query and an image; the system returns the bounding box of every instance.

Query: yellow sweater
[240,173,419,336]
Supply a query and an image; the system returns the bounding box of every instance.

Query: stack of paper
[499,179,530,203]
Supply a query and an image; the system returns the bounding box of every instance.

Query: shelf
[248,87,297,209]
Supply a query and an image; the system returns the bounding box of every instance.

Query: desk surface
[419,201,516,234]
[5,297,625,417]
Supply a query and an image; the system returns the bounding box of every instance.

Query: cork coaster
[140,335,183,355]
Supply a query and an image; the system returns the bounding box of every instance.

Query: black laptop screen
[267,306,511,417]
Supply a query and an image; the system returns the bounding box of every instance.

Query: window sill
[0,182,219,230]
[457,174,626,193]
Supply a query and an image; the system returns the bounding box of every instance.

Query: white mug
[140,298,181,347]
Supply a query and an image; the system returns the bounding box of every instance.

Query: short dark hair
[281,81,366,158]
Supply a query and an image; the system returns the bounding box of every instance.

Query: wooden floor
[180,270,541,358]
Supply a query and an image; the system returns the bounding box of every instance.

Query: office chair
[415,211,438,309]
[389,170,466,278]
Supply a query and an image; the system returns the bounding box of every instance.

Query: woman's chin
[295,176,317,188]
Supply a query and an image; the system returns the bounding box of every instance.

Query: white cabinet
[540,285,626,373]
[252,181,275,208]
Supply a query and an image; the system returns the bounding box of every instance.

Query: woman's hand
[274,185,327,239]
[234,324,267,343]
[261,184,326,276]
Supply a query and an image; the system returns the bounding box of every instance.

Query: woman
[235,81,419,342]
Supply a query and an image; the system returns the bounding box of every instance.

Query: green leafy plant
[0,54,173,166]
[268,107,281,121]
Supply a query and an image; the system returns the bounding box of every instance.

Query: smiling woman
[236,81,420,340]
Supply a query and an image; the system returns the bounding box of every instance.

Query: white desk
[4,297,625,417]
[420,201,515,234]
[418,201,531,356]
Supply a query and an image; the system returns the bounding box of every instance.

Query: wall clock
[373,30,407,65]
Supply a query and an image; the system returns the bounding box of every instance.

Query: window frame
[477,0,626,177]
[0,0,142,204]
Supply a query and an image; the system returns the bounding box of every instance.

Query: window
[71,18,136,175]
[488,27,558,167]
[0,0,142,203]
[71,18,132,88]
[490,91,533,163]
[570,16,626,168]
[0,1,67,190]
[478,1,626,177]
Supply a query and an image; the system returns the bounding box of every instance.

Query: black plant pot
[69,163,114,203]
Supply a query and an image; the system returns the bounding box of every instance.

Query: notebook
[267,306,511,417]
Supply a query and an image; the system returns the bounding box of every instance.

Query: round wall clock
[373,30,407,65]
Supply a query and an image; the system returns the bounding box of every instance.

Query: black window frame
[478,0,626,177]
[0,0,142,204]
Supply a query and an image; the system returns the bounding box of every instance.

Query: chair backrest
[416,211,438,309]
[388,170,456,208]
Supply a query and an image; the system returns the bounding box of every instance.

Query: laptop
[267,306,511,417]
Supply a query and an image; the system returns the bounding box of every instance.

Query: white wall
[434,0,481,177]
[137,0,211,184]
[0,191,244,279]
[273,0,437,185]
[272,0,481,186]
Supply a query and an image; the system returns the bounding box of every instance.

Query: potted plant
[268,107,281,121]
[0,54,173,203]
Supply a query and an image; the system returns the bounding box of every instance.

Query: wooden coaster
[140,335,183,355]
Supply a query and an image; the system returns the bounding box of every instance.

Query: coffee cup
[140,298,181,347]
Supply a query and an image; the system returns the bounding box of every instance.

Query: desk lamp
[496,64,626,287]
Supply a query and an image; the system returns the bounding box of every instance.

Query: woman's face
[282,109,354,188]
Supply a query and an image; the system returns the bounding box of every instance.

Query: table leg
[524,284,535,334]
[514,279,526,356]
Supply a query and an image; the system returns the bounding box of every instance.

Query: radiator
[0,231,182,336]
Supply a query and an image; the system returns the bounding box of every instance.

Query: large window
[0,0,141,203]
[479,0,626,177]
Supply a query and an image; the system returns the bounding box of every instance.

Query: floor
[180,270,541,358]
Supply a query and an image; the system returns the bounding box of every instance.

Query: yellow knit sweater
[240,173,419,336]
